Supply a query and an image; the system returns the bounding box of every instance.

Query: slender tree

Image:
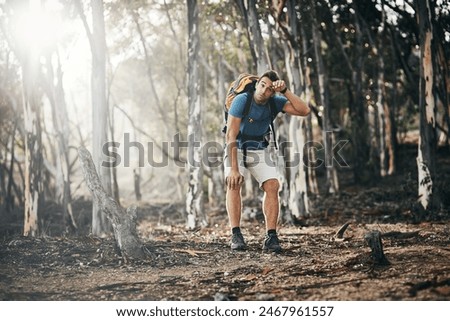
[76,0,112,235]
[235,0,271,74]
[42,52,77,232]
[186,0,206,228]
[16,1,45,237]
[21,59,43,237]
[415,0,437,211]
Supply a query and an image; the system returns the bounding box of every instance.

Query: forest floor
[1,144,450,301]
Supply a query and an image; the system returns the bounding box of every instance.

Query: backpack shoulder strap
[242,90,254,118]
[268,97,278,149]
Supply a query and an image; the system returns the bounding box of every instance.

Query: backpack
[222,73,278,147]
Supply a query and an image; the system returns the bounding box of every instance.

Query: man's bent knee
[262,179,280,193]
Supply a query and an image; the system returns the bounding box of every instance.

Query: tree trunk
[311,0,339,193]
[133,169,142,201]
[78,147,146,260]
[301,22,319,195]
[131,9,167,129]
[108,96,120,207]
[384,84,396,175]
[371,0,395,177]
[434,20,450,147]
[287,116,309,219]
[2,93,25,209]
[0,89,22,213]
[283,33,309,218]
[186,0,205,229]
[43,53,77,233]
[90,0,111,235]
[415,0,437,211]
[376,68,388,176]
[236,0,271,74]
[205,57,226,207]
[22,79,43,237]
[389,37,399,174]
[19,1,43,236]
[349,9,370,184]
[206,163,225,208]
[364,230,389,265]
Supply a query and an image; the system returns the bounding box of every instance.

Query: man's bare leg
[226,185,247,250]
[262,179,282,252]
[226,187,242,229]
[262,179,280,230]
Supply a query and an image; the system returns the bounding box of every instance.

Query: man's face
[254,76,275,104]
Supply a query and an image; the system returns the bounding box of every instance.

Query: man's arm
[281,89,310,116]
[225,115,243,190]
[271,79,310,116]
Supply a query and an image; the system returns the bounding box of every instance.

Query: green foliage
[0,0,448,203]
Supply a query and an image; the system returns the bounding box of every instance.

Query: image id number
[258,306,334,317]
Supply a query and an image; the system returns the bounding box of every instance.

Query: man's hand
[271,80,287,93]
[226,169,244,190]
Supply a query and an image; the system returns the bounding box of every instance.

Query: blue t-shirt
[229,92,287,150]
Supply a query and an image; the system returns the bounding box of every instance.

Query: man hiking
[224,70,310,253]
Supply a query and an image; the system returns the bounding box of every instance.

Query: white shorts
[224,148,279,188]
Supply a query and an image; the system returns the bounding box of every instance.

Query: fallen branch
[335,221,351,239]
[382,231,420,239]
[407,277,450,297]
[78,147,147,261]
[172,249,211,257]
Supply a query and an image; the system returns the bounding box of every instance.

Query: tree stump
[364,230,389,265]
[78,147,147,260]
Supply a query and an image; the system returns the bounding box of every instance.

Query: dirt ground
[1,145,449,301]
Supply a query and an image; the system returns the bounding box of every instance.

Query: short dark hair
[259,70,280,82]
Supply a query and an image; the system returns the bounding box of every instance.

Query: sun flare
[11,0,67,53]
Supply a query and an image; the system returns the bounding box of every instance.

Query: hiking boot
[262,233,282,253]
[230,232,247,251]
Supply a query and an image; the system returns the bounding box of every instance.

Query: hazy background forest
[0,0,449,237]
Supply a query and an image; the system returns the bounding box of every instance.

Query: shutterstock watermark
[101,132,349,169]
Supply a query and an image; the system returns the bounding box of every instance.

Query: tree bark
[376,52,388,177]
[301,22,319,196]
[78,147,146,260]
[43,53,77,233]
[19,1,43,236]
[186,0,206,228]
[236,0,271,74]
[415,0,437,211]
[75,0,112,235]
[289,1,309,218]
[349,6,370,184]
[133,169,142,201]
[364,230,389,265]
[83,0,112,235]
[365,0,395,177]
[287,116,309,219]
[22,84,43,237]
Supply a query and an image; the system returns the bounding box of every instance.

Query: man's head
[254,70,280,104]
[259,70,280,83]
